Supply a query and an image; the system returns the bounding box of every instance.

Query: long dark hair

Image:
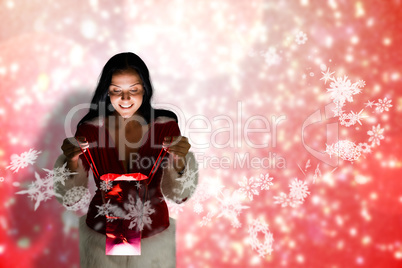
[78,52,177,126]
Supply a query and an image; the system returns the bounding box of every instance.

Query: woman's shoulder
[76,117,104,137]
[153,109,178,123]
[78,117,105,128]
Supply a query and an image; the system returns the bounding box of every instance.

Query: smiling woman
[54,52,198,268]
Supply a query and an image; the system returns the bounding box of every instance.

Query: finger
[164,143,189,151]
[61,143,88,154]
[65,150,83,160]
[63,137,89,149]
[76,136,87,143]
[166,148,188,157]
[64,148,85,159]
[163,136,188,146]
[65,146,85,154]
[163,138,190,148]
[164,136,188,142]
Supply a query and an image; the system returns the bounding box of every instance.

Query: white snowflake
[320,68,335,84]
[166,198,185,214]
[176,168,198,196]
[305,159,311,171]
[248,219,274,257]
[357,142,372,154]
[312,163,322,184]
[231,218,242,229]
[339,112,357,127]
[273,192,303,208]
[193,202,203,214]
[200,211,215,227]
[6,148,41,173]
[44,162,77,186]
[99,180,113,192]
[356,80,366,88]
[135,181,142,190]
[16,171,61,210]
[192,180,221,205]
[365,100,375,108]
[289,178,310,201]
[374,97,392,113]
[62,186,91,211]
[215,189,249,227]
[95,199,126,221]
[124,195,155,232]
[257,173,274,191]
[190,179,224,215]
[295,31,308,45]
[95,199,113,217]
[332,102,345,117]
[326,140,361,162]
[327,76,360,107]
[339,109,366,127]
[264,47,281,66]
[351,81,363,94]
[367,124,385,147]
[237,176,261,201]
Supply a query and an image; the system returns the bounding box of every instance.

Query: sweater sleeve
[160,121,199,204]
[74,123,92,173]
[52,123,92,204]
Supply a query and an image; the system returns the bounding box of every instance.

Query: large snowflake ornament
[237,176,261,201]
[17,171,61,210]
[124,195,155,232]
[62,186,91,211]
[248,219,274,257]
[289,178,310,201]
[6,148,41,173]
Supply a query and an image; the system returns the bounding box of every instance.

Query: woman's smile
[119,103,134,109]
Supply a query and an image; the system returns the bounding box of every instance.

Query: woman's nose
[121,91,131,100]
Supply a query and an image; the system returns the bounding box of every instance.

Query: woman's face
[108,70,144,119]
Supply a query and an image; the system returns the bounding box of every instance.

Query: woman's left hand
[163,136,191,172]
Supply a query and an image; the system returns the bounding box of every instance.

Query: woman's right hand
[61,137,89,170]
